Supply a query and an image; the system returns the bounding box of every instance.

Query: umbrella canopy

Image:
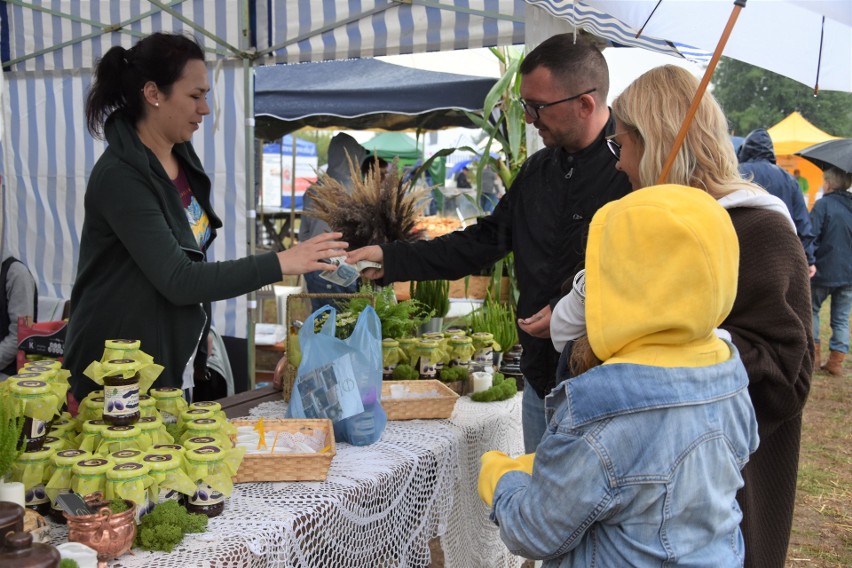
[795,139,852,173]
[528,0,852,93]
[254,58,498,139]
[362,132,421,161]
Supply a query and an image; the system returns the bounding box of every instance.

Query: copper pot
[64,494,135,566]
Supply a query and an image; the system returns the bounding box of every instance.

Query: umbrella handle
[656,1,746,185]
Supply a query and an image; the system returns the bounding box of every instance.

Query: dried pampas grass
[305,155,427,249]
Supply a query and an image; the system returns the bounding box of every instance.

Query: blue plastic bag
[287,304,387,446]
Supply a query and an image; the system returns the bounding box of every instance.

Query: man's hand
[347,245,385,280]
[518,304,552,338]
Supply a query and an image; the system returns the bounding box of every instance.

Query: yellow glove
[478,451,535,508]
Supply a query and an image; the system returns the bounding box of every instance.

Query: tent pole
[290,135,297,243]
[242,0,257,390]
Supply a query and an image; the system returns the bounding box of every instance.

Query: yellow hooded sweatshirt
[585,184,739,368]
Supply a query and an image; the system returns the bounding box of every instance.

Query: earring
[155,102,159,107]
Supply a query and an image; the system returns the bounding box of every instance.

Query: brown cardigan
[724,207,813,568]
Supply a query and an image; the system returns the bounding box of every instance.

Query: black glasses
[519,88,597,121]
[605,130,636,160]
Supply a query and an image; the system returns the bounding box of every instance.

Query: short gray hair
[824,167,852,191]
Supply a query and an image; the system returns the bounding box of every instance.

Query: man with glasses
[348,34,631,451]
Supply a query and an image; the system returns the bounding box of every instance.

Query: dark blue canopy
[254,58,498,140]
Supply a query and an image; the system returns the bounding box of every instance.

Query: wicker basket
[280,292,376,403]
[231,418,336,483]
[381,380,459,420]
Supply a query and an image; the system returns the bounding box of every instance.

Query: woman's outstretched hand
[277,232,348,275]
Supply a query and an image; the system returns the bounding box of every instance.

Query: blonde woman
[608,65,812,568]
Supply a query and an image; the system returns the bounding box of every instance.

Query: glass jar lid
[471,332,494,342]
[382,338,400,348]
[416,339,439,350]
[81,420,108,434]
[53,449,91,467]
[71,458,113,476]
[22,359,63,371]
[101,425,142,440]
[189,401,221,413]
[9,379,50,396]
[16,446,54,463]
[184,418,221,433]
[149,387,183,400]
[104,339,141,351]
[138,395,156,408]
[185,445,224,464]
[137,416,163,430]
[142,451,181,472]
[449,336,473,346]
[110,449,144,464]
[106,462,150,480]
[181,408,214,422]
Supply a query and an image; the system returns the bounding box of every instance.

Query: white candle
[0,481,25,508]
[471,372,492,394]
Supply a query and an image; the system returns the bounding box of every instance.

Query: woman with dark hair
[65,32,346,403]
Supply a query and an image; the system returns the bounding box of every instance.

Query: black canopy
[254,58,497,140]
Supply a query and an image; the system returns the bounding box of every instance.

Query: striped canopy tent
[0,0,528,343]
[0,0,710,344]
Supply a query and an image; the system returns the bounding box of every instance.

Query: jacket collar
[547,342,749,429]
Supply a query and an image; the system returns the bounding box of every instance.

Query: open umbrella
[528,0,852,182]
[795,139,852,173]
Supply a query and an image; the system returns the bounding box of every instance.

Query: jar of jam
[9,379,57,452]
[96,425,150,456]
[149,387,187,425]
[77,391,105,422]
[397,337,420,370]
[138,394,159,419]
[70,458,113,499]
[105,462,153,522]
[416,339,440,379]
[47,418,77,444]
[449,336,476,369]
[142,450,196,504]
[136,415,174,445]
[75,419,108,453]
[471,332,497,366]
[183,446,235,518]
[102,359,141,426]
[11,446,55,516]
[179,418,230,448]
[46,449,91,524]
[381,339,406,379]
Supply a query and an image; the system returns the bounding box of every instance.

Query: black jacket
[65,114,282,400]
[382,117,631,397]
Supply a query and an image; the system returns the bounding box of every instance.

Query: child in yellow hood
[479,184,759,566]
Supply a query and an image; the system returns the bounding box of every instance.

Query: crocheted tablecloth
[46,393,524,568]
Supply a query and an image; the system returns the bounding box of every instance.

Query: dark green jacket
[66,114,281,400]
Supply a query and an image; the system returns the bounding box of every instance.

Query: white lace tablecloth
[46,394,524,568]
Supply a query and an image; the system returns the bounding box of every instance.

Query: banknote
[319,256,382,287]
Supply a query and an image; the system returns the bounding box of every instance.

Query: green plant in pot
[0,396,26,505]
[411,280,450,334]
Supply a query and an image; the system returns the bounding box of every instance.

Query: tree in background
[712,57,852,137]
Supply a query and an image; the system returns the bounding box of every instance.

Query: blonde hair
[612,65,762,198]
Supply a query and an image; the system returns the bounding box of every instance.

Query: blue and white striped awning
[525,0,711,63]
[0,0,528,341]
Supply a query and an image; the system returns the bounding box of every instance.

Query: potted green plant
[411,280,450,334]
[0,396,26,506]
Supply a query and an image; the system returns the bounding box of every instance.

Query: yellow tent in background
[767,112,839,208]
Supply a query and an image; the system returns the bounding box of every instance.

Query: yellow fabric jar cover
[77,392,106,423]
[95,425,152,456]
[83,339,163,394]
[10,446,55,491]
[70,457,113,498]
[183,445,246,498]
[449,336,476,363]
[142,450,196,498]
[105,462,154,512]
[109,449,146,465]
[187,402,235,439]
[46,449,91,502]
[137,395,159,419]
[179,418,231,449]
[41,435,70,453]
[471,332,501,353]
[149,387,188,424]
[5,378,63,423]
[382,339,408,368]
[397,337,420,367]
[48,418,78,443]
[75,420,109,453]
[136,415,174,445]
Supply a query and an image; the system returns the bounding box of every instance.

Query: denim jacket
[491,346,759,567]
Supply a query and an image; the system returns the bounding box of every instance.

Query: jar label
[419,355,436,378]
[25,417,48,440]
[474,347,493,364]
[189,482,224,507]
[104,383,140,417]
[25,484,49,506]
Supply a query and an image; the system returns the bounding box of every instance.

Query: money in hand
[319,256,381,287]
